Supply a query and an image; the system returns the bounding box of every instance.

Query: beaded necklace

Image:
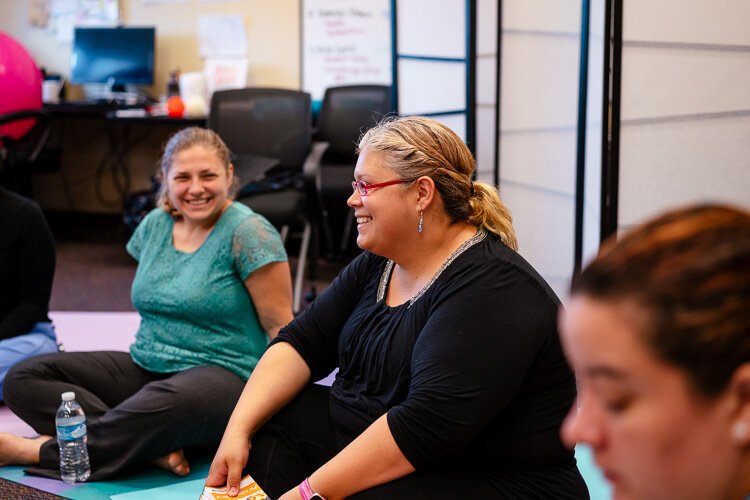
[377,228,487,308]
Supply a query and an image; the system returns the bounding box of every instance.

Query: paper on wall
[204,57,248,96]
[198,14,247,57]
[29,0,50,28]
[48,0,119,42]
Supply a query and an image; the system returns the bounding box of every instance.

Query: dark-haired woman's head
[560,204,750,500]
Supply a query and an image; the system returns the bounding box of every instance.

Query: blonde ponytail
[468,182,518,250]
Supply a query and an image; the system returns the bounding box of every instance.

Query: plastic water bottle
[56,391,91,483]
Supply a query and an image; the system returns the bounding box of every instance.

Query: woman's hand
[270,415,414,500]
[204,343,313,496]
[204,432,251,497]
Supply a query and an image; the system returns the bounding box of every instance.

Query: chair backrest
[0,109,51,171]
[316,85,393,163]
[209,88,312,171]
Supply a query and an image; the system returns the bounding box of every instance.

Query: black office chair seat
[238,189,307,238]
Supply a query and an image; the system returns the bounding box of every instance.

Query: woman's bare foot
[151,449,190,476]
[0,433,52,466]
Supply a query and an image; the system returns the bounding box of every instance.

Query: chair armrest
[303,141,330,190]
[0,109,51,165]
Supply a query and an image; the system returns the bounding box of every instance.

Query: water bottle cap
[61,391,75,401]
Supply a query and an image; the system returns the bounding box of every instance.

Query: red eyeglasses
[351,179,407,196]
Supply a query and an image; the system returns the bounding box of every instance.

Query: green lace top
[126,203,287,380]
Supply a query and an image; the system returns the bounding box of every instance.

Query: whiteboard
[301,0,392,101]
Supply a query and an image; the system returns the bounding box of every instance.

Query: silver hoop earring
[734,421,748,440]
[418,211,424,233]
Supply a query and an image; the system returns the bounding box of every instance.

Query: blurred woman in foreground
[561,204,750,500]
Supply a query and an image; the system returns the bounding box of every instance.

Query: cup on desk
[179,72,208,118]
[42,78,63,103]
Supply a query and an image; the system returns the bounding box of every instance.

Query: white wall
[0,1,300,98]
[395,0,469,142]
[617,0,750,229]
[498,0,582,299]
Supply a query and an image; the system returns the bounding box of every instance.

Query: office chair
[312,84,393,257]
[209,88,327,314]
[0,109,52,196]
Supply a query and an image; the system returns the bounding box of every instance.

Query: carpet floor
[0,476,64,499]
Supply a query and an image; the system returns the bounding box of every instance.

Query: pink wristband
[298,477,326,500]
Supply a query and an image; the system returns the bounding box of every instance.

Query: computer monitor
[70,27,156,87]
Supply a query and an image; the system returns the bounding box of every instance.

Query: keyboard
[113,108,148,117]
[63,98,112,106]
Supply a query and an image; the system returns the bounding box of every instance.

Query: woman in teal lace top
[0,128,294,480]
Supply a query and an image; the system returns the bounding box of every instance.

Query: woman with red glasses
[206,116,588,499]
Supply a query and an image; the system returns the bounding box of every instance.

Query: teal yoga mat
[0,448,610,499]
[0,456,211,500]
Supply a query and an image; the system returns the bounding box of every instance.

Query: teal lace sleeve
[232,215,288,280]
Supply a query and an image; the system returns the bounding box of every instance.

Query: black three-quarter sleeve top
[272,231,586,496]
[0,188,56,341]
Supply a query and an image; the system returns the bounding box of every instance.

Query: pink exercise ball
[0,31,42,141]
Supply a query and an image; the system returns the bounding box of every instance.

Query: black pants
[247,385,523,499]
[3,351,244,480]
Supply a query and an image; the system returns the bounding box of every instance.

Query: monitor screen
[71,27,155,85]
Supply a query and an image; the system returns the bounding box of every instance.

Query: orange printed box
[199,475,269,500]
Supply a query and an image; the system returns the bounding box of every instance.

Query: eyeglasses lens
[351,181,367,196]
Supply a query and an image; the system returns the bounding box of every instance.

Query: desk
[44,102,205,209]
[104,111,205,206]
[105,111,206,126]
[44,101,118,116]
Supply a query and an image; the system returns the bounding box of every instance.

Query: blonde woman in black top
[206,116,588,499]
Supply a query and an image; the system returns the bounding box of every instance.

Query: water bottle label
[57,422,87,441]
